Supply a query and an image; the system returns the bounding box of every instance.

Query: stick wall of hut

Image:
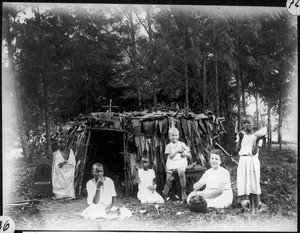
[65,111,225,196]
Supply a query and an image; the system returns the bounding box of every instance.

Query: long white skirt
[187,189,233,208]
[237,156,261,195]
[81,204,132,220]
[81,203,115,220]
[137,189,164,204]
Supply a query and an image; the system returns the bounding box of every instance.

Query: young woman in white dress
[236,115,267,213]
[187,149,233,208]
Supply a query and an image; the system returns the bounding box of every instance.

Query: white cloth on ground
[165,141,190,171]
[137,169,164,204]
[81,177,117,220]
[236,133,261,195]
[52,149,76,199]
[187,167,233,208]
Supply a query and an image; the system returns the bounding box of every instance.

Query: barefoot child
[236,115,266,213]
[81,163,118,220]
[137,158,164,204]
[162,127,191,203]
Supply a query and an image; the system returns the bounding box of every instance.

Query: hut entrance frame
[82,128,128,196]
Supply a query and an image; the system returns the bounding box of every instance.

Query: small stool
[33,164,52,197]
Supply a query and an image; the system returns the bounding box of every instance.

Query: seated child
[137,158,164,204]
[162,127,191,203]
[81,163,118,220]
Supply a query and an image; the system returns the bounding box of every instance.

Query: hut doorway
[83,129,125,196]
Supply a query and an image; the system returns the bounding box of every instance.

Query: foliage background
[2,3,297,157]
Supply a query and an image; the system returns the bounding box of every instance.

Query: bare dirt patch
[2,145,297,231]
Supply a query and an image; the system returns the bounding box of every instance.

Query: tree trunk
[236,75,241,132]
[6,36,30,157]
[267,100,272,150]
[236,34,241,131]
[153,89,157,106]
[183,26,189,110]
[145,6,157,107]
[203,52,207,113]
[129,6,142,110]
[241,83,246,115]
[17,105,30,158]
[255,92,259,129]
[183,48,189,110]
[42,71,52,157]
[219,67,225,118]
[278,95,283,150]
[214,25,220,117]
[215,52,219,117]
[36,6,52,157]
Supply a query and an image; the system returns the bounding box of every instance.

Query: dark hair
[140,157,153,168]
[141,157,149,162]
[93,163,103,168]
[243,115,254,123]
[209,149,225,163]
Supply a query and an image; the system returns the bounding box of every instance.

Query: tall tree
[2,4,30,157]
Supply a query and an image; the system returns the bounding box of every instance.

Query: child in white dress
[236,115,267,213]
[137,158,164,204]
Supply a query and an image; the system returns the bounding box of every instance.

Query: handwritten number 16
[0,220,10,231]
[289,0,300,8]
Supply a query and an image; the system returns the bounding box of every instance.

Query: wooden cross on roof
[103,99,118,120]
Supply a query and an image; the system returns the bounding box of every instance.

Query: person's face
[210,153,221,169]
[142,159,149,170]
[58,138,67,151]
[169,132,179,142]
[243,117,254,131]
[92,165,104,180]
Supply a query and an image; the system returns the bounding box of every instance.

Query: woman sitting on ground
[187,149,233,209]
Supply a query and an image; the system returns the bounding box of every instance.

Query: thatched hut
[64,111,226,197]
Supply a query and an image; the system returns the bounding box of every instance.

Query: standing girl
[236,115,266,213]
[137,158,164,204]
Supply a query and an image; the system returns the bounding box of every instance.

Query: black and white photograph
[2,2,297,231]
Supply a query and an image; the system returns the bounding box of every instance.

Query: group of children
[81,114,267,219]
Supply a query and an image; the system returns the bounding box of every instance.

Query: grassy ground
[2,144,297,231]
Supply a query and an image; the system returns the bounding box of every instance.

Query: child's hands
[96,178,104,189]
[147,185,157,192]
[193,182,201,190]
[177,147,184,154]
[238,131,244,139]
[181,152,187,158]
[197,191,207,199]
[252,135,262,155]
[58,161,67,168]
[109,205,119,211]
[181,150,191,158]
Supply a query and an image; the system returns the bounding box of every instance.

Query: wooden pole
[123,132,128,196]
[78,129,91,195]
